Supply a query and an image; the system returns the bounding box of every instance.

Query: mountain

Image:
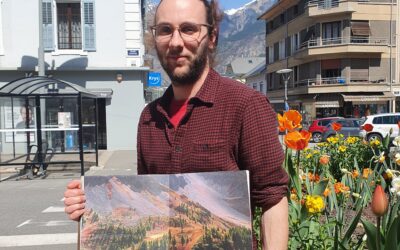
[81,174,252,249]
[215,0,276,73]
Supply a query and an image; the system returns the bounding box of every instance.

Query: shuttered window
[57,3,82,49]
[42,0,54,51]
[351,21,370,36]
[83,0,96,51]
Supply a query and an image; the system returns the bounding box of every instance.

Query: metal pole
[94,98,98,166]
[35,96,43,164]
[77,94,84,176]
[38,0,45,76]
[284,79,288,111]
[389,0,393,112]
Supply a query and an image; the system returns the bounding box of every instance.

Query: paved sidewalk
[0,149,138,181]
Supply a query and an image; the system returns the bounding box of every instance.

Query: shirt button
[175,146,182,152]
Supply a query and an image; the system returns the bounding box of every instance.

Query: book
[80,171,252,250]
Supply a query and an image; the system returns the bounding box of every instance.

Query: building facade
[0,0,149,151]
[260,0,398,121]
[243,59,267,95]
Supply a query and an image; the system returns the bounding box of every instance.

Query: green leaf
[342,208,363,245]
[384,215,400,250]
[312,179,328,196]
[361,218,381,250]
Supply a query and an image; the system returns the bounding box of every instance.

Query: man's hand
[262,197,289,250]
[64,179,86,221]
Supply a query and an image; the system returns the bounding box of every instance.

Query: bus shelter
[0,76,98,177]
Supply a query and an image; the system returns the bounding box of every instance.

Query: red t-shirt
[168,98,188,128]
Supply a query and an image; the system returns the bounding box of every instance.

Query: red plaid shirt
[137,69,288,246]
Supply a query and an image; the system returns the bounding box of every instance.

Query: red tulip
[331,122,342,132]
[371,185,388,217]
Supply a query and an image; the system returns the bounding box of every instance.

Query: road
[0,171,81,250]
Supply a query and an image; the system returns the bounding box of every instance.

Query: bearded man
[64,0,289,249]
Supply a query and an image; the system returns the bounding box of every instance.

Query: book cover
[80,171,252,250]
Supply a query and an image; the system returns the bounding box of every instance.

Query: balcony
[282,76,390,94]
[294,36,389,59]
[306,0,357,18]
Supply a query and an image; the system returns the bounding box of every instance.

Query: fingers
[67,179,81,189]
[64,179,86,222]
[65,204,86,221]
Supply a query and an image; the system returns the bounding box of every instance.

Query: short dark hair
[154,0,224,66]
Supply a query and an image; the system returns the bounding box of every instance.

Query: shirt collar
[157,69,220,113]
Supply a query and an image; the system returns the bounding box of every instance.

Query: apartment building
[259,0,399,120]
[0,0,149,150]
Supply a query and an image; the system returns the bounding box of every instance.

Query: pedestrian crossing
[1,198,78,249]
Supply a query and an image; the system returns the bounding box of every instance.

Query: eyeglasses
[151,22,212,43]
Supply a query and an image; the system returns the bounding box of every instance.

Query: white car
[359,113,400,141]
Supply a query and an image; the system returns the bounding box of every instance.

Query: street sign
[127,49,139,57]
[148,72,162,87]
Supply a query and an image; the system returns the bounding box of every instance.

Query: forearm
[261,197,288,250]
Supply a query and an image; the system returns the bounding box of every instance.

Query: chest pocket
[184,139,229,172]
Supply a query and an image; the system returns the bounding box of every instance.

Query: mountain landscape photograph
[80,171,252,250]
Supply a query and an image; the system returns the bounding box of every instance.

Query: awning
[88,88,113,98]
[351,21,370,36]
[315,100,340,108]
[342,92,395,104]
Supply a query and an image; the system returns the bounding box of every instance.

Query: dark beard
[158,45,208,86]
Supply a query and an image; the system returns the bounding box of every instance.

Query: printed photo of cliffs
[80,171,252,250]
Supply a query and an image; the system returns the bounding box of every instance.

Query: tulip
[319,155,330,165]
[371,185,388,217]
[331,122,342,132]
[277,110,302,132]
[284,130,311,151]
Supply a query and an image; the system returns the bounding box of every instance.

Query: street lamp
[277,69,293,111]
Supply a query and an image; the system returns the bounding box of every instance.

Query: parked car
[308,117,343,142]
[360,113,400,142]
[322,118,364,141]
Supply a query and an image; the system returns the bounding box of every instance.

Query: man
[15,106,35,129]
[64,0,289,249]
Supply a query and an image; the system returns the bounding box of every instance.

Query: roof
[226,57,265,77]
[0,76,98,97]
[243,59,266,78]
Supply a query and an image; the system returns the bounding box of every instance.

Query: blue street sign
[148,72,162,87]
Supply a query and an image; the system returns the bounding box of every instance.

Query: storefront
[342,92,393,117]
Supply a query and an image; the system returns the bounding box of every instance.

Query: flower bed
[254,110,400,249]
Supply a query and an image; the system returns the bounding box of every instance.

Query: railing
[288,76,387,88]
[299,36,388,50]
[308,0,340,9]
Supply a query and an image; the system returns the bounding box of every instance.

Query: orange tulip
[331,122,342,132]
[323,188,331,197]
[319,155,330,165]
[277,113,286,132]
[277,110,302,132]
[371,185,388,217]
[362,168,372,179]
[284,130,311,151]
[334,182,350,194]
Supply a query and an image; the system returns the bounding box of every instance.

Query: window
[351,21,370,43]
[293,5,299,15]
[260,83,265,94]
[253,83,257,90]
[291,33,299,53]
[268,46,274,64]
[280,13,285,24]
[322,21,341,45]
[57,3,82,49]
[42,0,96,51]
[279,39,285,60]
